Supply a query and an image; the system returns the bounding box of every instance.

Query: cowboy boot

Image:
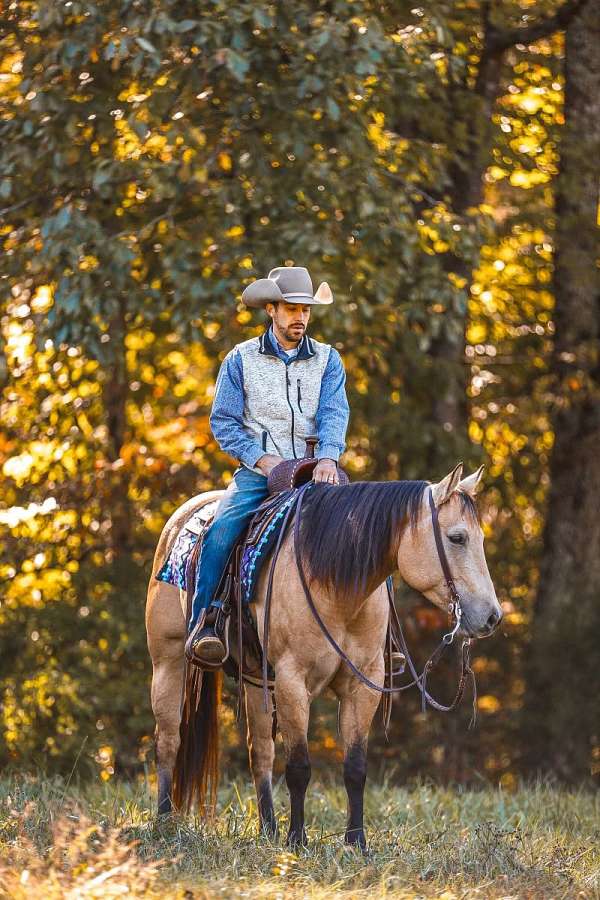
[186,607,227,666]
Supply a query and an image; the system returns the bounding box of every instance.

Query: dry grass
[0,774,598,898]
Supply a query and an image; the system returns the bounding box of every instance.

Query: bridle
[261,482,477,722]
[428,487,463,617]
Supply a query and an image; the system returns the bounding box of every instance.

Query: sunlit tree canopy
[1,0,598,783]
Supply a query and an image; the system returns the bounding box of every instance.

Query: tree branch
[486,0,589,55]
[0,193,46,219]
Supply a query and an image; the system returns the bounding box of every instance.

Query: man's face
[266,302,312,343]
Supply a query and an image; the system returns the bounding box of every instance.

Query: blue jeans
[190,466,269,630]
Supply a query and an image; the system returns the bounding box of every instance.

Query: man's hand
[313,458,339,485]
[256,454,285,476]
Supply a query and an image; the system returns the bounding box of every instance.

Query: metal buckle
[443,600,462,645]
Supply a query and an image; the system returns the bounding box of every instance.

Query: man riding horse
[188,265,349,666]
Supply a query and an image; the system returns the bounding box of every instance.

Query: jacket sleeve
[315,348,350,462]
[209,350,265,469]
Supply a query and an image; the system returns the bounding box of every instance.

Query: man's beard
[283,324,305,343]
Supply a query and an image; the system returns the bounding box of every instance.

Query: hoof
[345,828,367,853]
[157,795,173,817]
[260,816,279,840]
[287,827,308,850]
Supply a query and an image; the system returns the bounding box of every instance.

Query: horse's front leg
[338,680,382,851]
[274,663,311,849]
[244,682,277,837]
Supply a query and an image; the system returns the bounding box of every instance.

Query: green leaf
[313,31,330,50]
[136,36,159,55]
[326,98,340,121]
[92,165,113,192]
[226,49,249,81]
[252,9,272,28]
[55,206,71,231]
[176,19,199,32]
[129,118,149,141]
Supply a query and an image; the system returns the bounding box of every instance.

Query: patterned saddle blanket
[155,487,300,606]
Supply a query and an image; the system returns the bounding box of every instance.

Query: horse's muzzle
[479,607,503,637]
[462,605,503,639]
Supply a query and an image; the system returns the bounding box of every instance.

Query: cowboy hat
[241,266,333,308]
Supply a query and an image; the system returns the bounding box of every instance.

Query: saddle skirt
[156,489,300,688]
[155,489,298,606]
[155,498,219,591]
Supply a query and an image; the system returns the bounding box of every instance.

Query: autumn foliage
[1,2,598,784]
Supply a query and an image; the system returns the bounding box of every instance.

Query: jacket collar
[258,326,316,361]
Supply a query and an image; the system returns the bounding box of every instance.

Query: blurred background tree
[0,0,597,784]
[523,0,600,780]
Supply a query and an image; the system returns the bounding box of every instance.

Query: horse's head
[397,463,502,639]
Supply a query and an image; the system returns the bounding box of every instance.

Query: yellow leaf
[31,285,53,312]
[478,695,500,713]
[218,152,232,171]
[467,323,487,343]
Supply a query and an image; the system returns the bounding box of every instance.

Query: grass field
[0,774,598,898]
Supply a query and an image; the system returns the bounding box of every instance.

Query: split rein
[261,482,477,725]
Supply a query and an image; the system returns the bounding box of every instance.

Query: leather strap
[387,579,475,717]
[261,496,302,710]
[291,485,471,705]
[428,487,462,608]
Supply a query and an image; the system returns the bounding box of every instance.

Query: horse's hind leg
[147,570,186,816]
[151,648,184,815]
[274,665,311,849]
[244,683,277,837]
[338,682,381,851]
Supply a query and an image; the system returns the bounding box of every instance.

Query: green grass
[0,774,598,898]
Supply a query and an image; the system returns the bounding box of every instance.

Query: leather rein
[261,482,477,722]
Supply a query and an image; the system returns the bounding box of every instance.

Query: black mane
[298,480,479,600]
[299,480,428,599]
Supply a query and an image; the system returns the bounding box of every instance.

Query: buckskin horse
[145,462,502,849]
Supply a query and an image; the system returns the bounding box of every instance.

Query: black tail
[172,663,222,814]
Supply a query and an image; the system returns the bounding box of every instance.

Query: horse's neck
[281,492,402,611]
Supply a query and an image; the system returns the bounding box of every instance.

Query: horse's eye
[448,532,467,546]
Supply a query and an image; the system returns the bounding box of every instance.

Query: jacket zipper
[262,430,267,452]
[297,379,303,413]
[284,365,298,458]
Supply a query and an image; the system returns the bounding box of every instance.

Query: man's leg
[189,467,268,663]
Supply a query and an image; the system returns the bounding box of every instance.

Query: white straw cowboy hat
[241,266,333,309]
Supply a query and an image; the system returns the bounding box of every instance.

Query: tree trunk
[524,0,600,780]
[102,300,133,555]
[427,16,504,466]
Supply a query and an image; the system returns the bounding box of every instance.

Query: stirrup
[391,650,406,675]
[185,609,230,670]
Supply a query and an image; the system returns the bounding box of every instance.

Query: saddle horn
[304,436,319,458]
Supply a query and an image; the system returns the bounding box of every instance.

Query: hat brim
[241,280,334,308]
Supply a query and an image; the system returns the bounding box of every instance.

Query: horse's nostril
[486,609,501,631]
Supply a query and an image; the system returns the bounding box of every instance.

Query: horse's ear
[431,462,464,507]
[458,464,485,497]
